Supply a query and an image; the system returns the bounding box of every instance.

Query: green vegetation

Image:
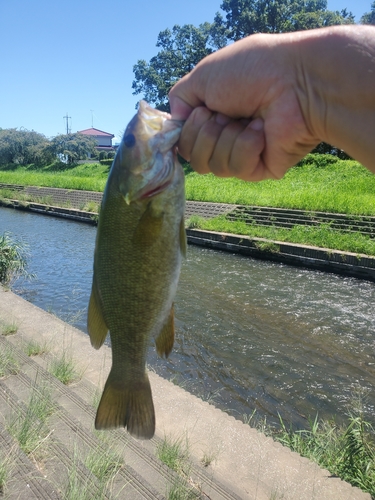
[64,442,123,500]
[157,436,189,474]
[23,338,49,356]
[2,156,375,256]
[156,436,199,499]
[132,0,354,112]
[48,351,80,385]
[7,383,54,455]
[1,321,18,336]
[192,216,375,256]
[0,345,19,378]
[0,162,108,192]
[275,413,375,497]
[185,158,375,216]
[0,232,34,287]
[0,451,13,496]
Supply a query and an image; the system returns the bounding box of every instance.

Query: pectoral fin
[155,305,175,358]
[133,202,163,248]
[180,217,187,257]
[87,283,108,349]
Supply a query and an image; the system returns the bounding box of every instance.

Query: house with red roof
[78,128,115,153]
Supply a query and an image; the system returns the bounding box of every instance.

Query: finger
[208,120,248,177]
[189,112,232,174]
[169,95,194,121]
[228,118,268,181]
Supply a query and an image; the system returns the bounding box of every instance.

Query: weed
[167,479,198,500]
[80,200,99,212]
[0,346,19,377]
[63,457,93,500]
[200,451,217,467]
[254,241,280,253]
[7,383,54,455]
[0,232,35,286]
[49,351,79,385]
[24,338,49,356]
[1,321,18,335]
[85,442,123,483]
[275,412,375,497]
[185,215,205,229]
[157,435,189,475]
[63,442,123,500]
[0,450,13,496]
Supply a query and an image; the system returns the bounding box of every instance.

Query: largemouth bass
[87,101,186,439]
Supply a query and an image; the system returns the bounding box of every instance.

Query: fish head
[113,101,184,204]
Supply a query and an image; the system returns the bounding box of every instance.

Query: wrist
[292,26,375,168]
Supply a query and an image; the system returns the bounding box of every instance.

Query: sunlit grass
[185,160,375,215]
[49,351,80,385]
[7,383,54,455]
[0,163,108,192]
[1,158,375,216]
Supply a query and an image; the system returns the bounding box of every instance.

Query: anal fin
[87,283,108,349]
[155,305,175,358]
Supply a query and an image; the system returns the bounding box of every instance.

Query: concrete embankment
[1,183,375,281]
[0,288,370,500]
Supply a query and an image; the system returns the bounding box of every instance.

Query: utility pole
[63,113,71,134]
[90,110,94,128]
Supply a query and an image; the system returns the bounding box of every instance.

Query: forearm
[292,25,375,171]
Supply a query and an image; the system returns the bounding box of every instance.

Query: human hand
[169,32,321,181]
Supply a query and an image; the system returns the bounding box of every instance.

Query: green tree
[47,133,97,165]
[215,0,354,40]
[132,23,225,112]
[361,1,375,24]
[0,128,53,167]
[132,1,354,111]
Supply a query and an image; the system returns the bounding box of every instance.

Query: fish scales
[87,101,186,439]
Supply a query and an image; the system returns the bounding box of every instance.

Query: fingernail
[169,96,194,121]
[249,118,264,131]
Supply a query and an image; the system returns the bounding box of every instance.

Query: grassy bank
[187,215,375,256]
[1,157,375,255]
[0,163,108,192]
[1,156,375,215]
[185,159,375,216]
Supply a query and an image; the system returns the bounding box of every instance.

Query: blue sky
[0,0,371,144]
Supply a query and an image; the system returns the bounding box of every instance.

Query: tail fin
[95,370,155,439]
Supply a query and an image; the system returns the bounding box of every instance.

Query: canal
[2,207,375,429]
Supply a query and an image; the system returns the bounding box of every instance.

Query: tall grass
[276,413,375,496]
[0,232,35,286]
[1,158,375,215]
[185,160,375,215]
[7,383,54,455]
[0,163,108,192]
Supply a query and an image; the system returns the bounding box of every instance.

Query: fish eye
[123,133,136,148]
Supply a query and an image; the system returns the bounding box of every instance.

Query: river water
[1,207,375,428]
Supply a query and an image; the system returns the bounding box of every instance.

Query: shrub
[0,232,34,286]
[99,159,113,166]
[296,153,340,168]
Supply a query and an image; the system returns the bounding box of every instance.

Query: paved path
[0,288,369,499]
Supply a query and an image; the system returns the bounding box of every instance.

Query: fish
[87,100,186,439]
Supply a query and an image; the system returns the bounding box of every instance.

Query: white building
[78,128,115,153]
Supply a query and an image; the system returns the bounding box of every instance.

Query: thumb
[168,95,194,121]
